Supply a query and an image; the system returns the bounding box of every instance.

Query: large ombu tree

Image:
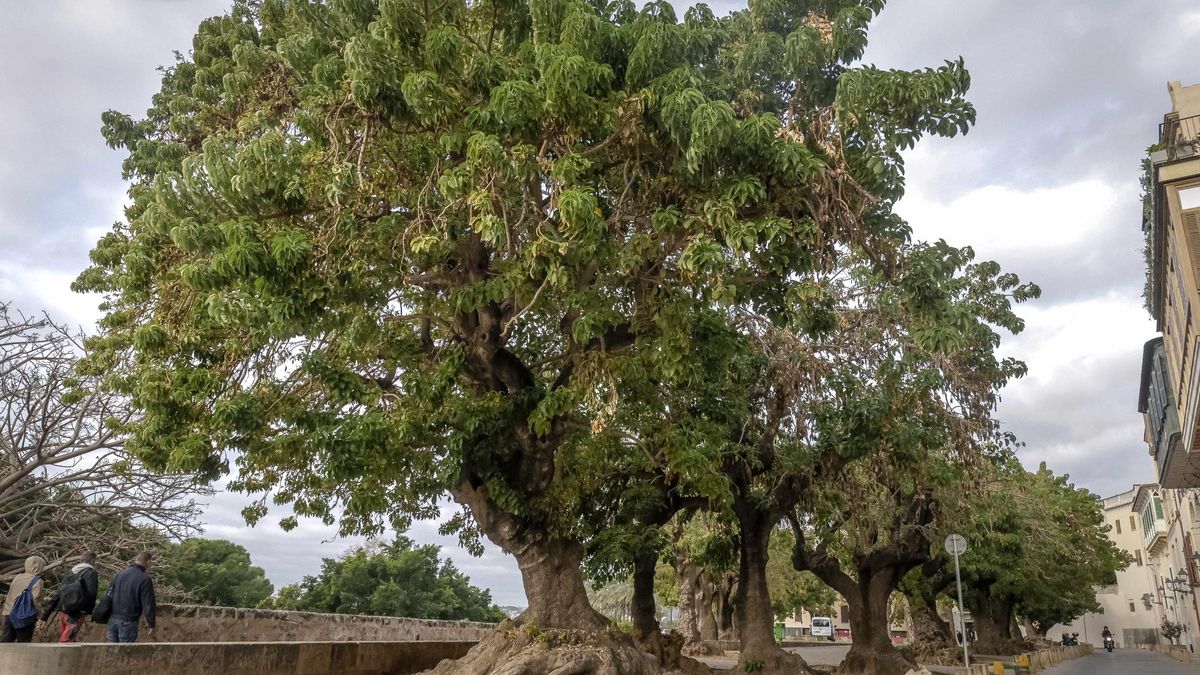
[718,236,1033,674]
[953,460,1127,655]
[77,0,976,671]
[781,241,1035,675]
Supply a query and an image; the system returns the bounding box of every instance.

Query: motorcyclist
[1102,626,1113,638]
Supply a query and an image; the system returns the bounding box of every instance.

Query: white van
[811,617,833,639]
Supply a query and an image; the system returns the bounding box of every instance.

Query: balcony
[1135,486,1169,554]
[1158,113,1200,162]
[1139,338,1185,486]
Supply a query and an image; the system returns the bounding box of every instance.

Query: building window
[1131,515,1137,531]
[840,605,849,623]
[1130,601,1137,612]
[1137,549,1144,566]
[1116,520,1122,534]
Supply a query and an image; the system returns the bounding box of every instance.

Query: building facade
[1142,80,1200,488]
[1104,78,1200,652]
[1045,487,1166,648]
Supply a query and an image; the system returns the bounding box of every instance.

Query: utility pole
[946,534,969,668]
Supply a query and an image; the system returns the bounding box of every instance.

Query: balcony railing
[1143,516,1168,553]
[1159,113,1200,161]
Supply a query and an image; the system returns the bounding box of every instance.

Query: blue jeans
[106,617,139,643]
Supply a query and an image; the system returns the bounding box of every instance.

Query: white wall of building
[1048,485,1200,651]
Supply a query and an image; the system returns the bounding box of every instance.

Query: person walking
[40,551,100,643]
[105,552,157,643]
[1,556,46,643]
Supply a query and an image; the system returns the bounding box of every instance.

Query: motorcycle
[1103,635,1115,652]
[1061,632,1079,646]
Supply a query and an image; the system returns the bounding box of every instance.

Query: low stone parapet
[0,640,475,675]
[954,644,1091,674]
[35,603,496,643]
[1137,643,1193,661]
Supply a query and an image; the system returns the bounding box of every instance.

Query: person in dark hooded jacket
[40,551,100,643]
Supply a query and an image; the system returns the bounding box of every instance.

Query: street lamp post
[945,534,969,669]
[1167,571,1194,649]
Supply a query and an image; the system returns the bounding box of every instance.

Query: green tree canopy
[767,528,835,620]
[274,536,505,622]
[949,458,1128,653]
[162,537,274,607]
[75,0,1003,671]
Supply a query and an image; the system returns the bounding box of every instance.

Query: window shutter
[1181,209,1200,287]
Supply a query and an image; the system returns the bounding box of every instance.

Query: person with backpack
[40,551,99,643]
[103,552,156,643]
[1,555,46,643]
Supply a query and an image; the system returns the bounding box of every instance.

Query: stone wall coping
[8,640,480,646]
[0,639,479,675]
[157,602,500,629]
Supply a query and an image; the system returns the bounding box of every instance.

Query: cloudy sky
[1,0,1197,607]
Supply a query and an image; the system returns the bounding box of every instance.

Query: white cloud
[0,261,102,328]
[900,179,1129,253]
[200,488,525,606]
[1182,10,1200,38]
[894,171,1156,497]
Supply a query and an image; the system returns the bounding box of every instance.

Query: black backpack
[57,571,87,614]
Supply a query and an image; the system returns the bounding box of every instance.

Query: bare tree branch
[0,302,206,581]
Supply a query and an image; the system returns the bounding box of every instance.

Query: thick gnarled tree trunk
[632,550,661,641]
[969,593,1024,656]
[909,600,954,654]
[790,498,934,675]
[838,570,919,675]
[427,485,673,675]
[716,574,737,641]
[631,549,700,672]
[735,501,816,674]
[901,567,956,663]
[697,572,720,643]
[459,483,606,630]
[677,556,721,656]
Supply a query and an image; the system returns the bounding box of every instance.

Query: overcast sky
[1,0,1197,608]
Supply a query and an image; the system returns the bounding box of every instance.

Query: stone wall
[38,604,496,644]
[0,640,476,675]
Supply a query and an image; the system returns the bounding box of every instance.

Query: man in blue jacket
[106,552,156,643]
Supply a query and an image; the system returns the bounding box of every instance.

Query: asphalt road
[697,644,851,670]
[1039,649,1199,674]
[696,644,964,672]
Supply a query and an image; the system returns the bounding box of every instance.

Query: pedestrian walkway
[1038,649,1197,674]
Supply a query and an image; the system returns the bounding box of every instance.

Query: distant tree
[162,538,273,608]
[952,459,1128,655]
[587,580,635,624]
[274,537,504,623]
[1161,620,1183,645]
[766,529,835,621]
